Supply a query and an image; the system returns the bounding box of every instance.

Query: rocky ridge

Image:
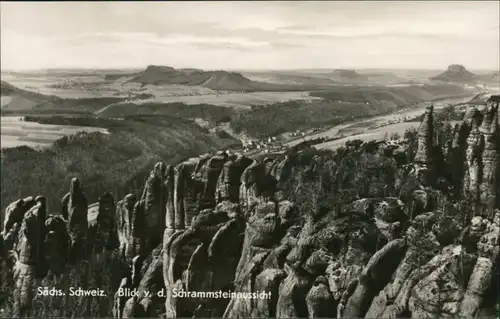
[1,96,499,318]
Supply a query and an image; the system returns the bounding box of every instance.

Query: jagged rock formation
[413,104,436,186]
[479,98,500,210]
[62,177,89,261]
[8,196,47,316]
[88,192,119,253]
[1,95,499,319]
[116,193,138,262]
[43,215,70,277]
[463,96,500,213]
[140,162,167,255]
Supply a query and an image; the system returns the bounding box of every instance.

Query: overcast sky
[1,1,499,70]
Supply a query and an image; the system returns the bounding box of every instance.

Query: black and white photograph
[0,1,499,318]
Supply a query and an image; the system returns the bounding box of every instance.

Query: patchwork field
[286,94,475,147]
[2,72,323,110]
[101,91,321,112]
[315,120,462,151]
[1,116,109,149]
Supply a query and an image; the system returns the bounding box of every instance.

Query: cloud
[74,32,271,49]
[1,1,498,70]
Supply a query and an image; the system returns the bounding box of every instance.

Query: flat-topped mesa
[414,104,435,165]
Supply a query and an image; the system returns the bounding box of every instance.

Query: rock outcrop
[479,98,499,210]
[62,177,89,261]
[140,162,167,254]
[414,105,436,186]
[463,96,500,212]
[116,194,137,261]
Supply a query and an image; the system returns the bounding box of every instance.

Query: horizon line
[2,65,499,73]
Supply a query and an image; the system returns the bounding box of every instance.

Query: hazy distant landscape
[1,63,498,150]
[2,64,495,149]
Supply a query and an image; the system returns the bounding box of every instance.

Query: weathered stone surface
[305,276,335,318]
[2,198,37,236]
[115,194,136,261]
[276,270,311,318]
[113,277,130,318]
[164,164,175,231]
[3,222,20,253]
[9,200,47,317]
[240,160,268,207]
[479,100,499,210]
[43,215,70,276]
[199,153,228,210]
[62,178,89,259]
[140,162,167,253]
[174,158,198,230]
[414,105,435,165]
[127,247,165,317]
[216,154,250,204]
[89,192,118,252]
[11,261,37,317]
[464,119,486,203]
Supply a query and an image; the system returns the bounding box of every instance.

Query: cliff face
[1,96,499,318]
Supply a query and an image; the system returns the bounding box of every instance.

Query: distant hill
[231,83,474,138]
[1,80,63,112]
[430,64,478,83]
[126,65,320,92]
[331,69,365,80]
[1,115,237,214]
[0,81,147,115]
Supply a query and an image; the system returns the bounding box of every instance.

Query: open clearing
[117,90,321,109]
[1,116,109,149]
[2,73,322,109]
[286,95,476,148]
[315,120,461,151]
